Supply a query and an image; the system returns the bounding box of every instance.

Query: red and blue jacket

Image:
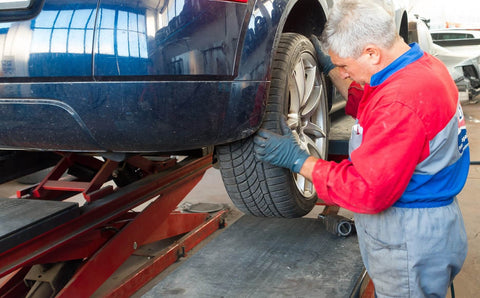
[312,43,470,214]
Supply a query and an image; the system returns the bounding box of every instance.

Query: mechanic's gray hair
[321,0,397,58]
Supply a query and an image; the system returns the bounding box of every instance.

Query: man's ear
[363,45,381,65]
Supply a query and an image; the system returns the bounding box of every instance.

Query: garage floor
[0,100,479,296]
[452,99,480,297]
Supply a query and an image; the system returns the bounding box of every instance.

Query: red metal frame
[105,210,227,297]
[0,153,226,297]
[361,277,375,298]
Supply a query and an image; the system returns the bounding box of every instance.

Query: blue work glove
[254,119,310,173]
[310,35,335,75]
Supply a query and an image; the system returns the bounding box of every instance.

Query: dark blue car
[0,0,407,217]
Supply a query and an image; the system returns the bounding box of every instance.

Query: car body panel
[0,79,267,152]
[430,29,480,57]
[0,0,288,153]
[0,0,407,154]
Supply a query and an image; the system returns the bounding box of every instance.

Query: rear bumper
[0,80,268,153]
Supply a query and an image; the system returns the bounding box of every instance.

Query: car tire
[217,33,329,218]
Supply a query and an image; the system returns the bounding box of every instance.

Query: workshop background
[0,0,479,296]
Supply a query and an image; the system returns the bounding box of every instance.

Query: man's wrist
[299,156,320,181]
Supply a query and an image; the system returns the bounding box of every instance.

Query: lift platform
[143,215,369,297]
[0,153,228,297]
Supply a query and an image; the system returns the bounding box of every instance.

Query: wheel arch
[280,0,328,38]
[268,0,329,113]
[267,0,329,80]
[236,0,329,81]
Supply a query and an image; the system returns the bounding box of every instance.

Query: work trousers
[354,198,467,297]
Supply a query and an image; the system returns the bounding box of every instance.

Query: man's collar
[370,43,424,87]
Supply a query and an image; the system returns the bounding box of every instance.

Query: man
[253,0,469,296]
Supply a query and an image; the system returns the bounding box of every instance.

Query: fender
[236,0,329,81]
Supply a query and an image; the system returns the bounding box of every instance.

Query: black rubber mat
[143,215,364,297]
[0,198,79,254]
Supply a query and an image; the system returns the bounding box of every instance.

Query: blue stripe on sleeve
[394,147,470,208]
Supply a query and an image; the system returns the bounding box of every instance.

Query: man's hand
[311,35,352,100]
[310,35,335,75]
[254,119,310,173]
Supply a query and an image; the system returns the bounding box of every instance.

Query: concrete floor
[451,99,480,297]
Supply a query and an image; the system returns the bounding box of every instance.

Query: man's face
[329,50,374,86]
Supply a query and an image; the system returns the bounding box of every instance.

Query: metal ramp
[0,198,79,254]
[144,215,365,297]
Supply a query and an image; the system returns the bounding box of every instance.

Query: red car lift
[0,153,227,297]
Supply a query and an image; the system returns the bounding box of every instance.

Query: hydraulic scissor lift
[0,152,227,297]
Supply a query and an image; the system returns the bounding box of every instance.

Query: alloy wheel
[286,51,328,198]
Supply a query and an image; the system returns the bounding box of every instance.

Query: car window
[432,32,476,41]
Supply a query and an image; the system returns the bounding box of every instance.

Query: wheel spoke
[303,65,316,106]
[287,114,299,129]
[305,133,326,159]
[295,174,314,197]
[301,85,322,119]
[293,59,306,106]
[288,75,301,116]
[304,121,327,139]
